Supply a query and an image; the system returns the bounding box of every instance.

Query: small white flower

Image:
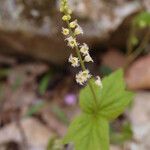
[95,76,103,88]
[76,70,91,85]
[80,43,89,56]
[76,73,85,85]
[81,70,92,80]
[68,54,79,67]
[66,36,78,48]
[84,54,93,62]
[62,27,69,35]
[74,25,83,35]
[69,20,78,28]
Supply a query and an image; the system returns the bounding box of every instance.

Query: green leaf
[63,114,109,150]
[39,73,51,95]
[79,80,102,114]
[79,69,134,120]
[47,137,63,150]
[100,69,125,103]
[99,69,134,120]
[66,69,134,150]
[133,11,150,28]
[99,91,133,120]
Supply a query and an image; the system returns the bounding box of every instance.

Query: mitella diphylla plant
[59,0,134,150]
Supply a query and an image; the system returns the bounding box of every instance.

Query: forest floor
[0,50,149,150]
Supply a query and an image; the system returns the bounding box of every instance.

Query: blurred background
[0,0,150,150]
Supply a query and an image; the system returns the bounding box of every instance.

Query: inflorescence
[60,0,102,87]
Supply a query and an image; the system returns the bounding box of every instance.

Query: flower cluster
[60,0,102,88]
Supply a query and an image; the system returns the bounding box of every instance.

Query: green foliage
[127,11,150,62]
[26,101,45,116]
[79,79,102,114]
[63,114,109,150]
[133,11,150,28]
[99,70,133,121]
[129,11,150,48]
[38,73,52,95]
[47,137,63,150]
[63,69,134,150]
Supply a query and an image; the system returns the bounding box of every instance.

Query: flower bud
[67,9,72,15]
[60,6,64,12]
[62,15,71,21]
[70,20,77,28]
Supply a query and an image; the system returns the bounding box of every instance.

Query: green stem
[66,21,99,110]
[126,27,150,68]
[127,25,135,56]
[75,46,86,70]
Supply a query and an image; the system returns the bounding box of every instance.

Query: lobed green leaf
[79,69,134,120]
[65,69,134,150]
[63,114,109,150]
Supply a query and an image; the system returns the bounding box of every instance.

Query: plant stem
[126,27,150,68]
[75,46,98,109]
[66,21,99,110]
[75,46,86,70]
[127,25,135,56]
